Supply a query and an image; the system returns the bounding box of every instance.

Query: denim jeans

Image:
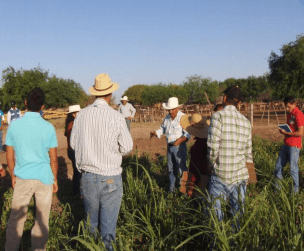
[125,118,130,131]
[167,142,187,192]
[274,145,300,193]
[0,130,3,151]
[81,173,123,251]
[208,175,247,225]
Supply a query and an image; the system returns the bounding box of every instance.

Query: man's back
[71,99,133,176]
[208,105,252,184]
[6,112,57,184]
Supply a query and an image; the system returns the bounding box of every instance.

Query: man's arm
[279,126,304,137]
[150,119,166,139]
[118,118,133,156]
[7,111,11,125]
[207,114,222,166]
[130,104,136,118]
[6,146,16,188]
[70,117,78,150]
[49,147,58,193]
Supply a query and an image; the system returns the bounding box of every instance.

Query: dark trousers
[68,148,82,195]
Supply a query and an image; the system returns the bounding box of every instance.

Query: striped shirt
[70,98,133,176]
[156,111,190,144]
[118,103,136,118]
[207,105,252,184]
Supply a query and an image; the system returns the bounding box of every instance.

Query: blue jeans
[81,173,123,251]
[125,118,130,131]
[274,145,300,193]
[167,142,187,192]
[208,175,247,225]
[0,130,2,151]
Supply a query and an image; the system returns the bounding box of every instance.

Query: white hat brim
[89,82,120,96]
[162,103,183,110]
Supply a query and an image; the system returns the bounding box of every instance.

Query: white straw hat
[121,96,129,101]
[89,73,119,96]
[162,97,183,110]
[68,105,81,114]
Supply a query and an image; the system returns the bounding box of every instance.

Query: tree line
[123,34,304,106]
[0,66,87,111]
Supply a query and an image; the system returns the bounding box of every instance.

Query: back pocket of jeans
[106,179,117,193]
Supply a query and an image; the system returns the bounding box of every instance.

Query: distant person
[274,96,304,193]
[5,87,58,251]
[180,113,210,197]
[118,96,136,131]
[65,104,81,196]
[213,96,223,112]
[7,100,22,125]
[0,105,4,152]
[207,85,252,228]
[150,97,190,194]
[70,74,133,251]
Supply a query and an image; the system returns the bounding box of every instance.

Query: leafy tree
[268,34,304,99]
[122,85,147,105]
[1,66,87,110]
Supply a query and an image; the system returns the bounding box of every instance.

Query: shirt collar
[223,105,238,111]
[23,111,41,117]
[92,98,109,107]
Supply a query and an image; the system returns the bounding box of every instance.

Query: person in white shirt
[7,101,22,125]
[70,73,133,251]
[118,96,136,131]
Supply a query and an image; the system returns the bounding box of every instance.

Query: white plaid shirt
[156,111,190,144]
[207,105,252,184]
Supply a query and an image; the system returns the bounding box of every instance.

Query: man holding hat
[207,85,252,227]
[150,97,190,194]
[7,100,22,125]
[70,74,133,250]
[118,96,136,131]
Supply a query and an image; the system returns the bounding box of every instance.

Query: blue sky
[0,0,303,102]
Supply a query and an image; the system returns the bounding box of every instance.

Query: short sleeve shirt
[6,112,58,184]
[284,106,304,148]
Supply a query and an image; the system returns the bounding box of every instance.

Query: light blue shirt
[6,112,58,185]
[0,110,3,126]
[156,110,190,144]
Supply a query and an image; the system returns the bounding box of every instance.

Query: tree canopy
[268,34,304,99]
[1,66,87,110]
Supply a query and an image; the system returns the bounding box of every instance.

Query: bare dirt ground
[0,111,289,190]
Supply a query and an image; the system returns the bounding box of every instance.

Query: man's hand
[11,175,16,189]
[279,129,289,136]
[53,181,58,193]
[173,137,187,146]
[128,116,132,120]
[150,131,156,139]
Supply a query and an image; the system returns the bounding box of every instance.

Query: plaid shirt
[207,105,252,184]
[156,111,190,144]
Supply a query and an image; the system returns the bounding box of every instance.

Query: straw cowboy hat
[68,105,81,114]
[162,97,183,110]
[89,73,120,96]
[121,96,129,101]
[180,113,210,138]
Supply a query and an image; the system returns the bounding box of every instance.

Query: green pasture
[1,136,304,250]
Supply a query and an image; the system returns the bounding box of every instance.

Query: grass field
[0,136,304,250]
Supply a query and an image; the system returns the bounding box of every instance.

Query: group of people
[1,73,303,251]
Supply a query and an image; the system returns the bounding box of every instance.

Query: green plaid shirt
[207,105,252,184]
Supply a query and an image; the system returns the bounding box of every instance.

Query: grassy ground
[1,136,304,250]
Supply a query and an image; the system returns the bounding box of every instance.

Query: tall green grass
[1,136,304,250]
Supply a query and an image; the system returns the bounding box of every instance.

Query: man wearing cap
[150,97,190,194]
[207,85,252,227]
[118,96,136,131]
[7,101,22,125]
[70,74,133,251]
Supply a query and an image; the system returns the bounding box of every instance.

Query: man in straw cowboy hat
[207,85,252,229]
[118,96,136,131]
[150,97,190,194]
[180,113,210,197]
[70,74,133,250]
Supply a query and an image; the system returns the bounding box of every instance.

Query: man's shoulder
[82,105,124,119]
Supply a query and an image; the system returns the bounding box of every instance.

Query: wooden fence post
[250,104,254,127]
